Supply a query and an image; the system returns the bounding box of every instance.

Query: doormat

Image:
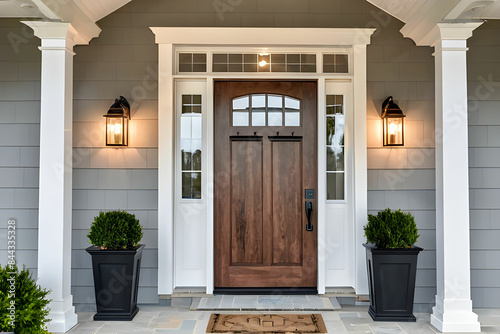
[206,314,327,333]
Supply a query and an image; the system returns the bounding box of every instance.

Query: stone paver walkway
[67,304,500,334]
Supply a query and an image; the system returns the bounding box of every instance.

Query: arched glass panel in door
[232,94,301,127]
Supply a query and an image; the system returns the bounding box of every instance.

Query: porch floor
[67,304,500,334]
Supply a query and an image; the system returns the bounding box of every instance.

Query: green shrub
[87,210,143,250]
[0,264,51,333]
[364,208,419,249]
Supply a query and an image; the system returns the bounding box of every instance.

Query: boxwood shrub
[364,208,419,249]
[0,264,51,333]
[87,210,143,250]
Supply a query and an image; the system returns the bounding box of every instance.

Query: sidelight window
[181,94,202,199]
[232,94,301,127]
[326,95,345,200]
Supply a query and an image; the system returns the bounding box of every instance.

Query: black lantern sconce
[382,96,405,146]
[103,96,130,146]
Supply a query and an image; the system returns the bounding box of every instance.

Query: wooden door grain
[214,81,317,288]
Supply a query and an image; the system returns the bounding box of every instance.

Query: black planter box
[86,244,145,321]
[363,243,423,322]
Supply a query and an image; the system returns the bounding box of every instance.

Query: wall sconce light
[103,96,130,146]
[382,96,405,146]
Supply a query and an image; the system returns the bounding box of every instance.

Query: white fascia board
[151,27,376,46]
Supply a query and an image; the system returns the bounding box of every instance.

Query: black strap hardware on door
[268,136,303,142]
[230,135,263,141]
[305,201,313,231]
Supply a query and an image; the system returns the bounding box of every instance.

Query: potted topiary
[0,264,51,333]
[363,208,422,322]
[86,210,144,321]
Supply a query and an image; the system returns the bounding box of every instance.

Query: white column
[156,42,175,295]
[353,43,369,295]
[430,22,483,333]
[22,21,80,333]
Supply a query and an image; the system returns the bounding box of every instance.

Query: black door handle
[305,201,313,231]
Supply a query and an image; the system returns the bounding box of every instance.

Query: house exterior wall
[68,0,438,312]
[366,18,436,312]
[0,19,40,277]
[467,20,500,308]
[72,18,160,309]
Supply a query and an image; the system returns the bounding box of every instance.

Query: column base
[46,295,78,333]
[430,295,480,333]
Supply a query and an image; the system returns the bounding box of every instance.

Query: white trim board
[152,27,374,295]
[152,27,374,46]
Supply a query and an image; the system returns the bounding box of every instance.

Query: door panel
[214,81,317,288]
[230,139,263,265]
[228,266,303,287]
[271,140,302,266]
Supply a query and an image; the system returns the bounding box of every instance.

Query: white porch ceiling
[0,0,130,20]
[0,0,43,18]
[366,0,500,21]
[364,0,426,22]
[0,0,131,44]
[445,0,500,19]
[4,0,500,22]
[366,0,500,45]
[72,0,132,22]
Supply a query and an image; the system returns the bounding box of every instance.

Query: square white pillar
[22,21,81,333]
[353,43,369,296]
[429,22,483,333]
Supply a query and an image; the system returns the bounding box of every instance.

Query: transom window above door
[177,52,349,74]
[232,94,301,127]
[214,53,316,73]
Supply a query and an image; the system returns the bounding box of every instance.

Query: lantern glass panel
[383,117,404,146]
[106,117,128,146]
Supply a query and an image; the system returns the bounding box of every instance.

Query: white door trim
[152,27,374,46]
[152,27,374,295]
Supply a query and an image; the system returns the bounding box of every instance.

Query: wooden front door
[214,81,317,288]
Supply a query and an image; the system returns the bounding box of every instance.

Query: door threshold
[213,287,318,295]
[191,294,339,311]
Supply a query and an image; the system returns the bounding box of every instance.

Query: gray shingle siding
[468,20,500,308]
[0,20,40,277]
